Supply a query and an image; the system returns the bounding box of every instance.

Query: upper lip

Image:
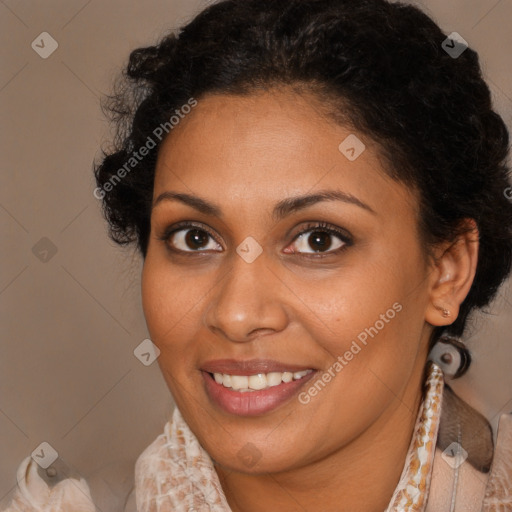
[201,359,315,376]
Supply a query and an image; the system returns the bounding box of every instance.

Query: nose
[203,253,289,343]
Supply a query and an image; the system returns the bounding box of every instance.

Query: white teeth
[266,372,283,387]
[248,374,267,390]
[230,375,249,390]
[282,372,293,383]
[212,369,313,392]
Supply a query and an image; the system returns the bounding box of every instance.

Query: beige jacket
[426,412,512,511]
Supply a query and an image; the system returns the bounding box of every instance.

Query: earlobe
[425,302,456,327]
[433,303,452,319]
[425,219,479,327]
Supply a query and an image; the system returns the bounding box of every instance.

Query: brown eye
[307,231,335,252]
[163,225,222,253]
[184,229,210,250]
[290,227,347,254]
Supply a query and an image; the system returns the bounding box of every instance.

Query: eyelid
[287,221,353,256]
[157,221,224,251]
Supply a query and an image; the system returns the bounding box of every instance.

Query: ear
[425,219,479,327]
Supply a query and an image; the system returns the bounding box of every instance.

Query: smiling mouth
[202,367,317,416]
[200,358,318,415]
[209,370,313,392]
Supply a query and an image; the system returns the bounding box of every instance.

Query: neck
[214,366,426,512]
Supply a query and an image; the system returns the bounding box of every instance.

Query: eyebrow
[152,189,376,220]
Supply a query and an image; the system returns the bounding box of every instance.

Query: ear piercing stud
[435,304,451,318]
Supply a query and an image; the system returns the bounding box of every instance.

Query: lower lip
[202,370,316,416]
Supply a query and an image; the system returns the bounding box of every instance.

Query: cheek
[141,253,186,342]
[141,258,165,337]
[141,255,198,391]
[141,251,214,357]
[301,240,427,374]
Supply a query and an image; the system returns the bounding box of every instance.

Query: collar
[385,361,444,511]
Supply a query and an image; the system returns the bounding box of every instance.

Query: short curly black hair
[94,0,512,348]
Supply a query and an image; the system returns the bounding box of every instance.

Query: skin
[141,87,479,512]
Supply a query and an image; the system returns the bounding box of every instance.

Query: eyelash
[156,221,353,258]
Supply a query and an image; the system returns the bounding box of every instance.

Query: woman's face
[142,88,435,473]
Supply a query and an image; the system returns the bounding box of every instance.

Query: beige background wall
[1,0,511,506]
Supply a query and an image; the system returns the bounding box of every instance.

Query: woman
[5,0,511,510]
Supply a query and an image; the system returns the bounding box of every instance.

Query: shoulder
[482,413,512,509]
[427,446,488,512]
[2,455,136,512]
[1,456,96,512]
[427,413,512,511]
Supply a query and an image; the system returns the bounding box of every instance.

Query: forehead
[153,89,418,221]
